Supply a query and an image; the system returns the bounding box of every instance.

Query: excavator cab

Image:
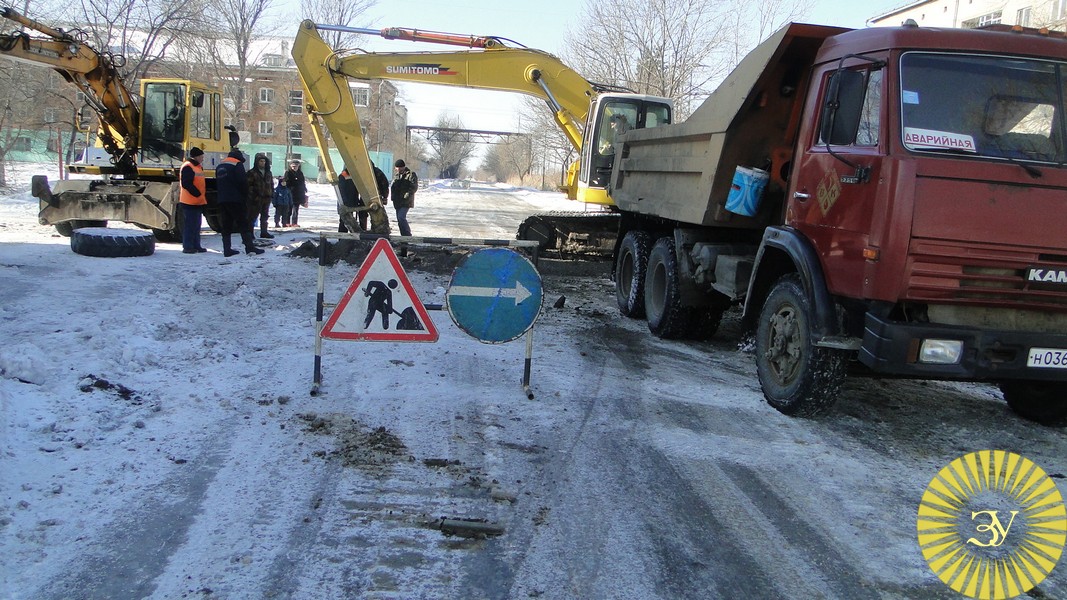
[138,79,225,170]
[578,94,673,205]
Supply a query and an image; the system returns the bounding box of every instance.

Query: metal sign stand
[312,233,542,397]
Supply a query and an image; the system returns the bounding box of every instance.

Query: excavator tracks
[516,211,620,258]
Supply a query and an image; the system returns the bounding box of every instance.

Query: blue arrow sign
[446,248,543,343]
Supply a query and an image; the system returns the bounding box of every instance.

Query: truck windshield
[900,52,1066,163]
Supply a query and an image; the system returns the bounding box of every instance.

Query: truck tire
[689,294,731,341]
[54,219,107,237]
[70,227,155,258]
[204,211,223,234]
[1000,380,1067,427]
[755,274,846,417]
[616,230,651,318]
[644,237,689,339]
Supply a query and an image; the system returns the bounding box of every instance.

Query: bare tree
[564,0,810,118]
[299,0,377,49]
[64,0,203,83]
[200,0,275,129]
[423,113,477,179]
[515,96,574,189]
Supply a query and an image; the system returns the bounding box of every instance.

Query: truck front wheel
[1000,380,1067,427]
[756,274,846,417]
[616,230,651,318]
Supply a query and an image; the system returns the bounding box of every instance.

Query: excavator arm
[292,19,596,228]
[0,7,140,173]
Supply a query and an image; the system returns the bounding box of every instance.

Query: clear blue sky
[285,0,910,131]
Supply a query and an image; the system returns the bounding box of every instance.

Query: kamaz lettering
[1028,269,1067,284]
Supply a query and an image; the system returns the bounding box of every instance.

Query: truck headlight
[919,339,963,364]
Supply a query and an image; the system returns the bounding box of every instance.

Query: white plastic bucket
[724,166,769,217]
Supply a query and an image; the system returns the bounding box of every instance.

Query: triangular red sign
[321,238,439,342]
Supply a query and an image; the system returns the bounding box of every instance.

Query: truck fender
[743,226,839,338]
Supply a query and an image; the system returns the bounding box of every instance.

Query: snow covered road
[1,163,1065,599]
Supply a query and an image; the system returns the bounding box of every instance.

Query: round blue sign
[446,248,543,343]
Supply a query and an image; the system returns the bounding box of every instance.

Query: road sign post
[446,248,543,396]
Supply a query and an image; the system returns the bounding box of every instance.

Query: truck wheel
[755,274,846,417]
[1000,381,1067,427]
[70,227,155,258]
[54,219,107,237]
[615,230,651,318]
[644,237,689,339]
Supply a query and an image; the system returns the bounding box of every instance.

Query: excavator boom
[0,7,140,171]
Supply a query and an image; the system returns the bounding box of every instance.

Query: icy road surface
[1,163,1064,599]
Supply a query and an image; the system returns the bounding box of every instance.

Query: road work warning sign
[320,238,438,342]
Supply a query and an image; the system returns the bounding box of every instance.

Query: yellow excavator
[0,7,234,241]
[291,21,673,252]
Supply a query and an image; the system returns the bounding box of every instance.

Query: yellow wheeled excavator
[291,21,673,252]
[0,7,234,240]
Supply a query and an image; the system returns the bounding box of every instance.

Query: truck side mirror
[191,91,205,108]
[820,69,866,145]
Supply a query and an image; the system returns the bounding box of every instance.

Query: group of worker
[177,147,418,256]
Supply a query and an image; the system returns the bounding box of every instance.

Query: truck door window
[900,52,1065,163]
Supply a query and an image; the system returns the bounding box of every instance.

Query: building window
[13,136,31,151]
[43,108,57,123]
[258,121,274,136]
[288,90,303,114]
[47,137,59,152]
[259,87,275,103]
[288,124,302,145]
[289,152,301,162]
[352,87,370,107]
[1017,7,1032,26]
[962,10,1002,28]
[261,54,286,67]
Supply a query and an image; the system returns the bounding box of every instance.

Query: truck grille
[906,240,1067,311]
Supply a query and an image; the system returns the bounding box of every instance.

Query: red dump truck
[608,22,1067,426]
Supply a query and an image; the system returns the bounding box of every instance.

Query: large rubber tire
[1000,380,1067,427]
[615,230,652,318]
[70,227,155,258]
[755,274,846,417]
[645,237,690,339]
[54,219,107,237]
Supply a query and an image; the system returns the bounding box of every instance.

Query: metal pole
[522,327,534,399]
[312,233,327,395]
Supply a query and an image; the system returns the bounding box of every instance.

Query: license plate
[1026,347,1067,368]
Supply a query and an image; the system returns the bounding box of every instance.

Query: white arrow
[448,280,533,305]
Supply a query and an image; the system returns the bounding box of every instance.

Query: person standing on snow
[247,153,275,239]
[284,159,308,227]
[390,159,417,237]
[272,176,293,228]
[215,149,264,257]
[178,146,208,254]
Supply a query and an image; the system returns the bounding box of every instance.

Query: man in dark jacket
[215,149,264,256]
[247,153,274,239]
[284,160,308,226]
[390,159,417,237]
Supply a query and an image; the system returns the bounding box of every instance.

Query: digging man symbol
[363,279,425,332]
